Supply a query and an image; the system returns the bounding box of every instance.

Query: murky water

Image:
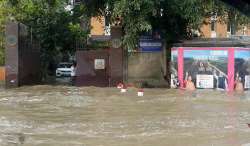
[0,86,250,146]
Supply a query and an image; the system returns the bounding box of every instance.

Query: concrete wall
[128,52,168,87]
[109,48,123,86]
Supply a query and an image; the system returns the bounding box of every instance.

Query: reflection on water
[0,86,250,146]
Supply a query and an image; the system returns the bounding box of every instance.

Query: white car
[56,62,72,77]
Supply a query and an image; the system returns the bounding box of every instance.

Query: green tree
[4,0,88,78]
[0,0,10,66]
[1,0,249,71]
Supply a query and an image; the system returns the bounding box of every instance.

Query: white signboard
[94,59,105,70]
[171,74,179,88]
[196,75,214,89]
[245,75,250,89]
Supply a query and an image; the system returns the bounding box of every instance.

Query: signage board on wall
[245,75,250,89]
[94,59,105,70]
[171,50,178,88]
[235,50,250,90]
[183,50,228,89]
[196,75,214,88]
[139,39,162,52]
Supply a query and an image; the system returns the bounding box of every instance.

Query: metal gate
[76,50,110,87]
[76,48,123,87]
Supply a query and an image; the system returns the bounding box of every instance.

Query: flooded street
[0,86,250,146]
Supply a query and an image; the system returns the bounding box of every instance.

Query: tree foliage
[1,0,88,77]
[83,0,250,49]
[0,0,249,71]
[0,0,10,66]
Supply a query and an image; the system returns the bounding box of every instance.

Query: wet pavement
[0,85,250,146]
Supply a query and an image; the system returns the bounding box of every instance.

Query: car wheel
[56,73,61,77]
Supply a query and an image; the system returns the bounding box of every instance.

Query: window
[211,20,217,38]
[74,0,82,5]
[104,5,111,36]
[242,26,247,35]
[226,22,231,38]
[104,16,111,36]
[211,21,216,31]
[210,13,217,32]
[227,22,231,32]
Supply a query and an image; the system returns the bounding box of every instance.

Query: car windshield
[58,63,72,68]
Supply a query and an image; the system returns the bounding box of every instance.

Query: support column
[228,48,235,91]
[178,48,184,88]
[5,22,19,88]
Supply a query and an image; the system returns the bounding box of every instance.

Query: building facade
[200,18,250,38]
[90,16,250,38]
[90,17,111,36]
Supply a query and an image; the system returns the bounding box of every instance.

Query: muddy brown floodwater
[0,86,250,146]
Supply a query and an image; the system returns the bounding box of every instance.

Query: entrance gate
[5,22,41,88]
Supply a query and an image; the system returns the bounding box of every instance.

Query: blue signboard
[139,36,162,52]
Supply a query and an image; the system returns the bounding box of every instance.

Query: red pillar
[178,48,184,88]
[228,48,235,91]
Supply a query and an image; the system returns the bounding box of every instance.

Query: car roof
[59,62,72,64]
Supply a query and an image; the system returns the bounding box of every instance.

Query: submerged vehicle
[56,62,72,77]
